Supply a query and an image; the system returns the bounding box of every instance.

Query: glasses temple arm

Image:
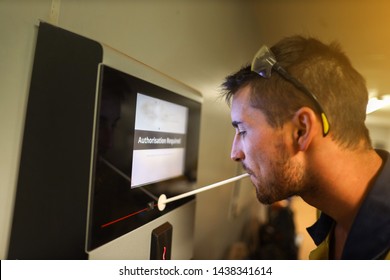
[272,63,330,136]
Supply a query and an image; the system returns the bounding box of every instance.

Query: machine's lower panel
[88,200,196,260]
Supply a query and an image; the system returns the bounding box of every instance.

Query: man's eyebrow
[232,121,242,128]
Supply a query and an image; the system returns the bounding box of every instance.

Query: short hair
[221,35,371,149]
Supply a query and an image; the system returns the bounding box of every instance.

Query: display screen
[87,65,201,251]
[132,93,188,187]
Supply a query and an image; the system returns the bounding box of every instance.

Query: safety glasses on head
[251,45,330,137]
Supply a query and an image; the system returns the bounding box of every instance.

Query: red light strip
[162,246,167,260]
[101,204,157,228]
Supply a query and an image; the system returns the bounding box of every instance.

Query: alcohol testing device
[8,22,202,259]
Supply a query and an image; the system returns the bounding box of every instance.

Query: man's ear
[292,107,317,151]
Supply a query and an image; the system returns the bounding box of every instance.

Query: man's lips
[242,164,254,176]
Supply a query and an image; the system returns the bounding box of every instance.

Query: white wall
[0,0,264,259]
[366,111,390,150]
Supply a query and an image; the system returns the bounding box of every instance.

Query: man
[220,35,390,259]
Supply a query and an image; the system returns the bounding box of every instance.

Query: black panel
[87,65,201,251]
[8,23,103,259]
[150,222,173,260]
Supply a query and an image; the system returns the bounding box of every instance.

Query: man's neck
[303,145,383,231]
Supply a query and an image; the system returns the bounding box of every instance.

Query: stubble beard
[253,145,307,205]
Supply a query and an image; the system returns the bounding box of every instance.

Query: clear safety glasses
[251,45,330,137]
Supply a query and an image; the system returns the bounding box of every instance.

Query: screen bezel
[86,64,201,251]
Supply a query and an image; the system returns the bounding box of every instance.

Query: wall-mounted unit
[8,22,202,260]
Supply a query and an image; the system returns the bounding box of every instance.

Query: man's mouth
[242,164,254,176]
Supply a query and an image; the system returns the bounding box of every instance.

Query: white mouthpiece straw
[157,173,249,211]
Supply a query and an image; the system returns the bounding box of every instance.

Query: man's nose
[230,138,244,162]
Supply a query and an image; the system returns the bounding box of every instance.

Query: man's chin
[255,189,279,205]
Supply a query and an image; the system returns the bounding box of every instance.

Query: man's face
[230,85,306,204]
